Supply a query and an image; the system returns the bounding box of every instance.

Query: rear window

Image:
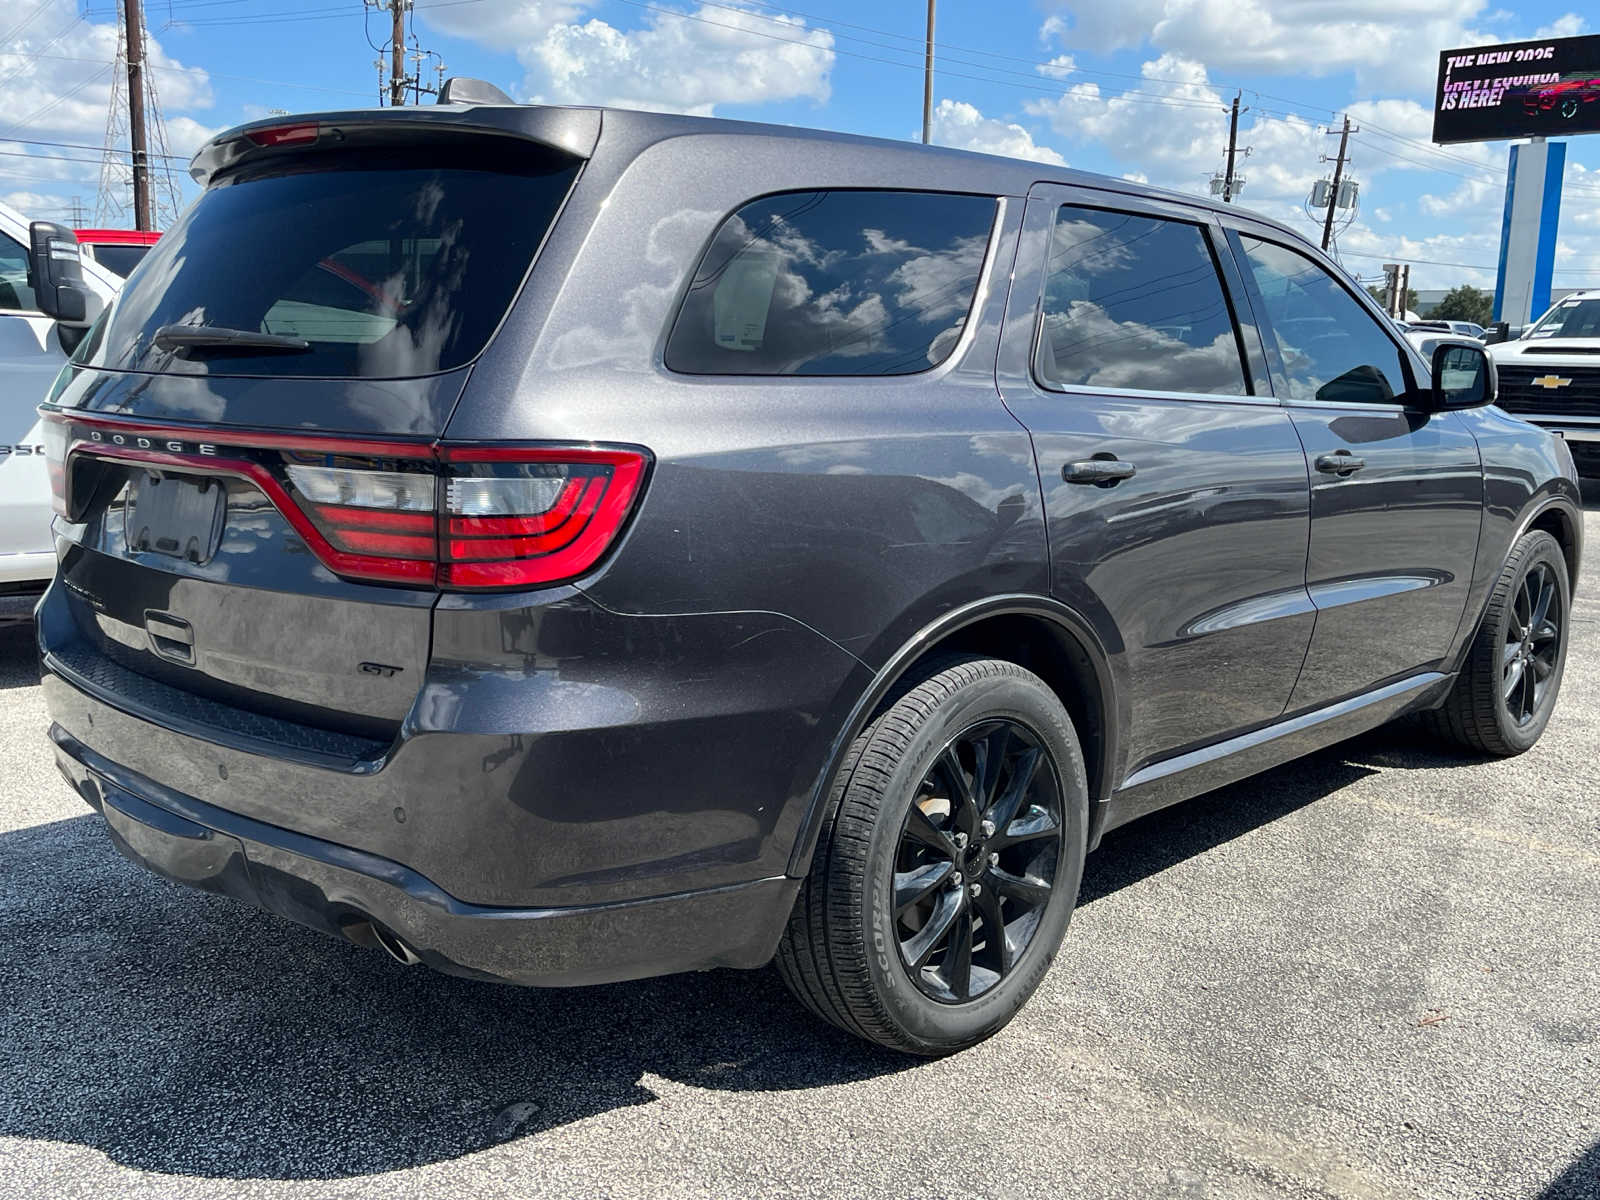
[86,144,580,378]
[665,189,996,376]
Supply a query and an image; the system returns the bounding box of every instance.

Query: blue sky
[3,0,1598,294]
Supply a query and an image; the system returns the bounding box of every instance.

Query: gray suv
[35,83,1580,1055]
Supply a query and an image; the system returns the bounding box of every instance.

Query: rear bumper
[53,724,798,986]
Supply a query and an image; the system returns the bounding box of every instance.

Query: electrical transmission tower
[96,0,183,230]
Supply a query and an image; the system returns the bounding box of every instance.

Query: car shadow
[0,813,915,1180]
[1080,740,1382,906]
[0,621,38,690]
[1540,1138,1600,1200]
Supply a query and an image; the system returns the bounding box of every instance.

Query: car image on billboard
[1435,33,1600,143]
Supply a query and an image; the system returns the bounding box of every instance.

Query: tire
[775,657,1088,1055]
[1426,529,1570,756]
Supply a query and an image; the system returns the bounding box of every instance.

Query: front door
[999,187,1315,784]
[1223,228,1483,711]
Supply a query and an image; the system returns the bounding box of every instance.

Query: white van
[0,202,121,613]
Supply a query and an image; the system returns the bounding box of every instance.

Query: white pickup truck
[0,202,121,615]
[1489,290,1600,476]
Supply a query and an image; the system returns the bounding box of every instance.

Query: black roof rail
[437,77,515,106]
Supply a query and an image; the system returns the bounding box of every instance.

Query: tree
[1367,283,1418,315]
[1430,284,1494,326]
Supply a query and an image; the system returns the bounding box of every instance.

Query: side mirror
[1432,342,1495,410]
[1484,321,1511,345]
[27,221,100,329]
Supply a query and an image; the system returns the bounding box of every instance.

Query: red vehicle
[1521,74,1600,121]
[74,228,161,278]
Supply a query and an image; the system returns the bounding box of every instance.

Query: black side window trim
[1028,199,1261,402]
[1222,226,1420,405]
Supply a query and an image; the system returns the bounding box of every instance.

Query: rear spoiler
[190,92,601,187]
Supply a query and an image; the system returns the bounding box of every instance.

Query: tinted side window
[0,233,38,312]
[665,190,995,376]
[1236,236,1408,404]
[1035,206,1247,396]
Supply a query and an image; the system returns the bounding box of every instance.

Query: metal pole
[1223,92,1240,203]
[920,0,935,144]
[1321,114,1351,252]
[124,0,151,231]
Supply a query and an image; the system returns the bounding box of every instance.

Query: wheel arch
[785,595,1120,878]
[1526,499,1581,594]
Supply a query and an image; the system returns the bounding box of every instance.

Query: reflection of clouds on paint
[1040,302,1247,394]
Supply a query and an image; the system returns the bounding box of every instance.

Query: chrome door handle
[1314,451,1365,476]
[1062,459,1136,486]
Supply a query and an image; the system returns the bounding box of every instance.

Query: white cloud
[1038,55,1075,81]
[422,0,833,116]
[1026,55,1321,202]
[929,100,1065,166]
[1035,0,1506,91]
[1534,14,1587,38]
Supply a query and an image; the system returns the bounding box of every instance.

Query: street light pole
[920,0,935,144]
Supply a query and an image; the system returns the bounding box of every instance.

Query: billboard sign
[1434,33,1600,144]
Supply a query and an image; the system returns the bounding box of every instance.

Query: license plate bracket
[125,472,227,565]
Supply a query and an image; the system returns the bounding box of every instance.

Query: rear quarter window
[665,189,997,377]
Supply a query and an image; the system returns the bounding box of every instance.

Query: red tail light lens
[41,412,651,592]
[439,448,648,589]
[284,462,438,562]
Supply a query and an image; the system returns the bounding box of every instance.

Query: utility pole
[122,0,151,231]
[390,0,408,107]
[1399,264,1411,318]
[1223,92,1241,202]
[920,0,935,144]
[1321,114,1354,252]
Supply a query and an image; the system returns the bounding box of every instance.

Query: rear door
[41,132,586,747]
[1222,226,1482,710]
[998,185,1315,785]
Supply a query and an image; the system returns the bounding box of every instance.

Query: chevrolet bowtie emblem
[1531,375,1573,390]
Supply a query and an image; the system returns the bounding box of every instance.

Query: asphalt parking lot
[2,516,1598,1200]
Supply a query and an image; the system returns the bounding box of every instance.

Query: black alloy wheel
[1427,529,1570,757]
[775,656,1087,1056]
[893,720,1062,1004]
[1502,559,1563,727]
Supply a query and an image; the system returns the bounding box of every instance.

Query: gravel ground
[2,512,1597,1200]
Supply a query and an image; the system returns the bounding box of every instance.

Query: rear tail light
[41,412,650,591]
[439,449,647,588]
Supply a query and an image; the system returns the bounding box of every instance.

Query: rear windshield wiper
[152,324,311,354]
